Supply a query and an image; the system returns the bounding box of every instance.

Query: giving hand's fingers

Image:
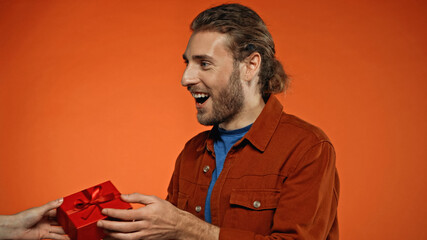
[38,198,63,216]
[42,232,70,240]
[46,208,57,218]
[48,225,67,234]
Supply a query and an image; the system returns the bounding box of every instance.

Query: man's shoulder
[278,112,331,144]
[182,130,211,150]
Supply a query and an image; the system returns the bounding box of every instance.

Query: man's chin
[197,113,216,126]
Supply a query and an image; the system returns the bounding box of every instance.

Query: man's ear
[243,52,261,82]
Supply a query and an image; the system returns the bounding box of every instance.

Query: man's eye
[201,61,210,68]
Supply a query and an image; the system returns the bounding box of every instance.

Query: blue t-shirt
[204,124,252,223]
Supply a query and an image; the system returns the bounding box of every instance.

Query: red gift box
[57,181,132,240]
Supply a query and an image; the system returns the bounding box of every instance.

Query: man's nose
[181,66,199,87]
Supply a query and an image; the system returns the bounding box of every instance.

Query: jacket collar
[198,95,284,153]
[243,95,283,152]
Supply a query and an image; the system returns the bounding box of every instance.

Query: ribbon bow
[67,185,116,220]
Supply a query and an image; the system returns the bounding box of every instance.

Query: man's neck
[219,96,265,131]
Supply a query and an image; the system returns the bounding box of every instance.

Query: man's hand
[0,198,69,240]
[98,193,219,240]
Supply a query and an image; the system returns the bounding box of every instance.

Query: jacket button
[203,165,210,173]
[195,206,202,212]
[253,200,261,209]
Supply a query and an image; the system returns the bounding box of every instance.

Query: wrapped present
[57,180,132,240]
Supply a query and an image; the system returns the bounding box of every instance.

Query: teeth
[192,93,209,98]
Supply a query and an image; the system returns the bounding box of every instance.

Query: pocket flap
[177,192,189,209]
[229,189,280,210]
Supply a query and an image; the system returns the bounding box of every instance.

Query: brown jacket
[167,96,339,239]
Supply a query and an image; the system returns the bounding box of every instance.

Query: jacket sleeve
[219,141,339,240]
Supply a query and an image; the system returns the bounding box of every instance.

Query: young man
[99,4,339,239]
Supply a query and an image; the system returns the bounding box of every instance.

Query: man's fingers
[97,219,144,233]
[121,193,158,205]
[107,231,143,240]
[101,208,142,221]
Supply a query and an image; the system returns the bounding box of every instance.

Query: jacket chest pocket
[222,189,280,235]
[177,192,189,210]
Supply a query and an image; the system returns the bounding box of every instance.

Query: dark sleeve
[219,141,339,240]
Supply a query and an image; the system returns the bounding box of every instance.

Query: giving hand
[0,198,69,240]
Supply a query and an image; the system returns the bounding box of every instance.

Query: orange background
[0,0,426,239]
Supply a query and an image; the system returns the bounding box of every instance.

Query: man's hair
[191,3,288,98]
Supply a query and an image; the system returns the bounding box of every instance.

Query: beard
[197,66,244,126]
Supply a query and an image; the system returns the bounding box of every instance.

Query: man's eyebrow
[182,54,214,62]
[192,55,214,62]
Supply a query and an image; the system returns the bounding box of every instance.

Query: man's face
[182,31,244,126]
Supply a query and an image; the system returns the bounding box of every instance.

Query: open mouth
[192,93,210,105]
